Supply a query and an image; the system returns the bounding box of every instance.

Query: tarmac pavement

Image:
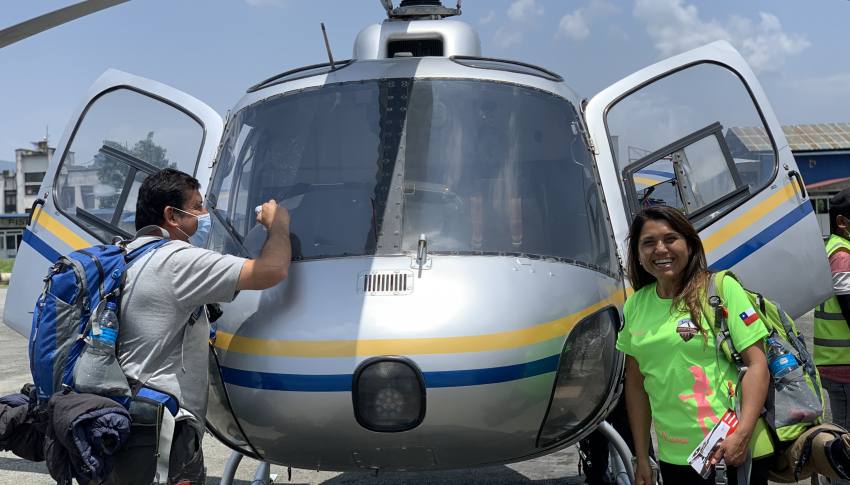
[0,287,817,484]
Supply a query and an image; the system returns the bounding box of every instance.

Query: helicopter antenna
[320,22,335,71]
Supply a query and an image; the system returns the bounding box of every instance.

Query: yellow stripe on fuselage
[633,176,662,187]
[32,207,90,250]
[701,183,796,254]
[215,288,626,357]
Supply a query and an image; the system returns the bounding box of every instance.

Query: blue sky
[1,0,848,161]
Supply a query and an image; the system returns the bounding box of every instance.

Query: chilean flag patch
[739,308,759,326]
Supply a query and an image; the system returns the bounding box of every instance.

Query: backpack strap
[136,386,179,484]
[708,271,753,485]
[707,270,745,368]
[152,396,176,485]
[736,450,752,485]
[125,238,169,266]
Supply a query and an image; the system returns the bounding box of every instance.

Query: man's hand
[710,430,750,467]
[255,199,290,233]
[634,456,655,485]
[237,199,292,291]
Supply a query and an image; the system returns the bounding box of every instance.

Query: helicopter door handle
[788,170,807,199]
[27,198,45,226]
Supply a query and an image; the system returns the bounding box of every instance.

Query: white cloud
[243,0,288,7]
[559,10,590,40]
[507,0,544,23]
[608,24,630,41]
[634,0,809,72]
[480,10,496,25]
[491,0,544,48]
[494,27,524,48]
[788,72,850,98]
[557,0,620,41]
[778,72,850,123]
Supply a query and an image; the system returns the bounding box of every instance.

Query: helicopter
[1,0,833,478]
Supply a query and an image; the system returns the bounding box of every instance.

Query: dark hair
[829,189,850,236]
[135,168,200,230]
[626,205,710,333]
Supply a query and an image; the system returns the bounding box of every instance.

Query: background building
[729,122,850,236]
[0,140,54,258]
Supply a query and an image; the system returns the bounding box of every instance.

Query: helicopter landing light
[353,358,426,432]
[537,307,621,448]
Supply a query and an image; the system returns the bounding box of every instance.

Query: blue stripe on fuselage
[23,229,61,263]
[709,202,813,270]
[21,203,815,392]
[220,354,561,392]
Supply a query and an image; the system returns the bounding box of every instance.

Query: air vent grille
[361,270,413,295]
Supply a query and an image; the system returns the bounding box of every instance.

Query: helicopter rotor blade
[0,0,130,50]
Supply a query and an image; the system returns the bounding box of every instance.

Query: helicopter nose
[353,358,426,432]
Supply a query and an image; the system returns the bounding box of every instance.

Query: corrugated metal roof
[729,122,850,152]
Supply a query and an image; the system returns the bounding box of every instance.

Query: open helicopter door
[584,40,831,317]
[4,69,223,336]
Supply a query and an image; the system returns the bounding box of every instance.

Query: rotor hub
[380,0,461,20]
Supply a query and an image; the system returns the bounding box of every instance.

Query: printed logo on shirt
[660,430,689,445]
[739,308,759,326]
[679,365,721,436]
[676,318,699,342]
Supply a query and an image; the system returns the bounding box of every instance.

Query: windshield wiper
[209,208,250,256]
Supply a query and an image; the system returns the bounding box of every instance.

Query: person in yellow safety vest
[815,188,850,477]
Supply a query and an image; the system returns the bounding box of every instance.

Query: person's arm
[624,355,654,485]
[711,343,769,467]
[830,250,850,326]
[237,199,292,291]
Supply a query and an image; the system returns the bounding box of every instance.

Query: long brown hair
[626,205,711,331]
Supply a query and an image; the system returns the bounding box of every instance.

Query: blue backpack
[29,238,168,403]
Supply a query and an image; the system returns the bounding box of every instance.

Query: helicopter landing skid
[220,451,277,485]
[596,420,637,485]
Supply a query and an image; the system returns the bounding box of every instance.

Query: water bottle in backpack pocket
[73,301,131,398]
[764,331,823,432]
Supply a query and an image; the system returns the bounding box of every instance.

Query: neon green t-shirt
[617,278,772,465]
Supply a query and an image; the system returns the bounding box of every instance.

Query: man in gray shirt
[105,168,291,484]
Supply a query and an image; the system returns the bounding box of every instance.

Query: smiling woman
[619,205,772,485]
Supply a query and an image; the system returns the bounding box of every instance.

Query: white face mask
[171,207,211,247]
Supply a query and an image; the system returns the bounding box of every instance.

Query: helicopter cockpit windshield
[208,78,614,273]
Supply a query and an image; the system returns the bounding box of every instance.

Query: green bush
[0,259,14,273]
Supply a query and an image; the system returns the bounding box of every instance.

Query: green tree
[96,132,174,207]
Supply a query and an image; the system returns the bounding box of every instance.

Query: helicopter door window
[606,62,777,225]
[55,88,204,241]
[625,122,747,223]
